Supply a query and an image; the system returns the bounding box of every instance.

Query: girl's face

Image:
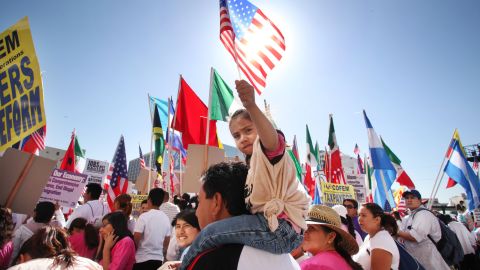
[229,117,257,155]
[175,219,200,248]
[302,225,336,255]
[99,219,114,239]
[358,207,381,234]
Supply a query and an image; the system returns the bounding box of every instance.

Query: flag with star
[106,135,129,210]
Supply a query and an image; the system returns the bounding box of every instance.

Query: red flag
[60,133,76,172]
[328,115,346,184]
[304,163,315,199]
[173,77,219,149]
[324,147,330,182]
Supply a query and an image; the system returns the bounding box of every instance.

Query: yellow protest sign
[0,17,46,152]
[131,194,148,218]
[320,182,356,206]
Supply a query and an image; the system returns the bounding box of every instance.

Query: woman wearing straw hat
[300,205,362,270]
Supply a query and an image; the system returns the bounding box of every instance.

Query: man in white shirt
[134,188,171,270]
[65,183,110,229]
[397,190,450,270]
[439,214,477,270]
[159,191,180,223]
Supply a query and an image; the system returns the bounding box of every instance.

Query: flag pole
[204,68,215,171]
[166,96,172,196]
[147,93,154,194]
[427,128,457,209]
[172,76,182,194]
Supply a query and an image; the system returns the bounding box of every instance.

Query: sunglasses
[343,204,355,209]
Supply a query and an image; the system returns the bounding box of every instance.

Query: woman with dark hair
[173,209,200,260]
[9,225,101,269]
[98,211,136,270]
[114,194,135,233]
[353,203,399,270]
[301,205,362,270]
[0,207,14,270]
[67,218,99,259]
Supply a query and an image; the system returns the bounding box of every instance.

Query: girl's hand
[235,80,256,109]
[104,231,118,251]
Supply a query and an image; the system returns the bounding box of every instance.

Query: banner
[38,169,88,208]
[345,174,367,203]
[131,194,148,218]
[321,182,356,207]
[82,158,109,185]
[0,17,46,152]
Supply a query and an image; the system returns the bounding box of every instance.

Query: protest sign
[131,194,148,219]
[0,148,56,215]
[183,144,225,193]
[345,174,367,203]
[0,17,46,152]
[38,169,88,208]
[82,158,109,185]
[135,168,158,194]
[321,182,356,207]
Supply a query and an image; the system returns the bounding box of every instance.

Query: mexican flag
[209,68,242,122]
[306,125,318,167]
[60,132,85,173]
[327,114,345,184]
[74,135,86,172]
[381,137,415,189]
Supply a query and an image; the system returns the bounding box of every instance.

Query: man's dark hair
[141,199,148,205]
[343,198,359,209]
[85,183,102,200]
[34,201,55,223]
[202,162,250,216]
[148,188,165,207]
[438,214,453,225]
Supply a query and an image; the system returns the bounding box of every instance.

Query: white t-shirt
[448,221,476,255]
[65,200,110,228]
[237,246,300,270]
[8,256,102,270]
[353,230,400,270]
[134,209,171,263]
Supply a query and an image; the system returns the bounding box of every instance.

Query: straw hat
[306,205,359,255]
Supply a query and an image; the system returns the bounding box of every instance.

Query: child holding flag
[180,80,310,269]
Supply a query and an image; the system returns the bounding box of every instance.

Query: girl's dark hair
[229,109,252,124]
[172,209,200,230]
[114,194,133,217]
[67,218,99,249]
[340,216,356,239]
[96,212,133,261]
[0,207,14,247]
[319,226,363,270]
[363,203,398,236]
[16,225,76,267]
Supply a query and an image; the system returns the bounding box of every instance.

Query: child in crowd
[67,218,99,260]
[180,80,311,269]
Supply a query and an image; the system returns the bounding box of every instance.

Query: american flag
[220,0,285,94]
[353,143,360,155]
[106,136,129,210]
[16,125,46,155]
[139,145,146,169]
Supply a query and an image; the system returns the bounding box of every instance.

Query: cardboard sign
[0,17,46,152]
[38,169,88,208]
[0,148,56,215]
[321,182,356,207]
[135,168,158,195]
[82,158,109,185]
[345,174,367,203]
[131,194,148,219]
[183,144,225,193]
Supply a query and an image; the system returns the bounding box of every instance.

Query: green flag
[380,137,401,165]
[288,149,303,183]
[153,104,165,173]
[306,125,318,166]
[209,68,241,121]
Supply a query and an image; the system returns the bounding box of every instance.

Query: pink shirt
[300,250,352,270]
[0,241,13,270]
[68,232,97,260]
[108,237,136,270]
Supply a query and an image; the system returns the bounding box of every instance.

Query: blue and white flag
[313,181,322,205]
[444,136,480,210]
[363,110,396,209]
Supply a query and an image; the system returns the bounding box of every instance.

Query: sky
[1,0,479,203]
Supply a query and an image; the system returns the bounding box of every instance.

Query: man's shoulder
[190,244,299,270]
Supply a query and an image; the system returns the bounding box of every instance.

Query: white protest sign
[82,158,109,185]
[345,174,367,204]
[38,169,88,208]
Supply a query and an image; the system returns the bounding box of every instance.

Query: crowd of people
[1,80,480,270]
